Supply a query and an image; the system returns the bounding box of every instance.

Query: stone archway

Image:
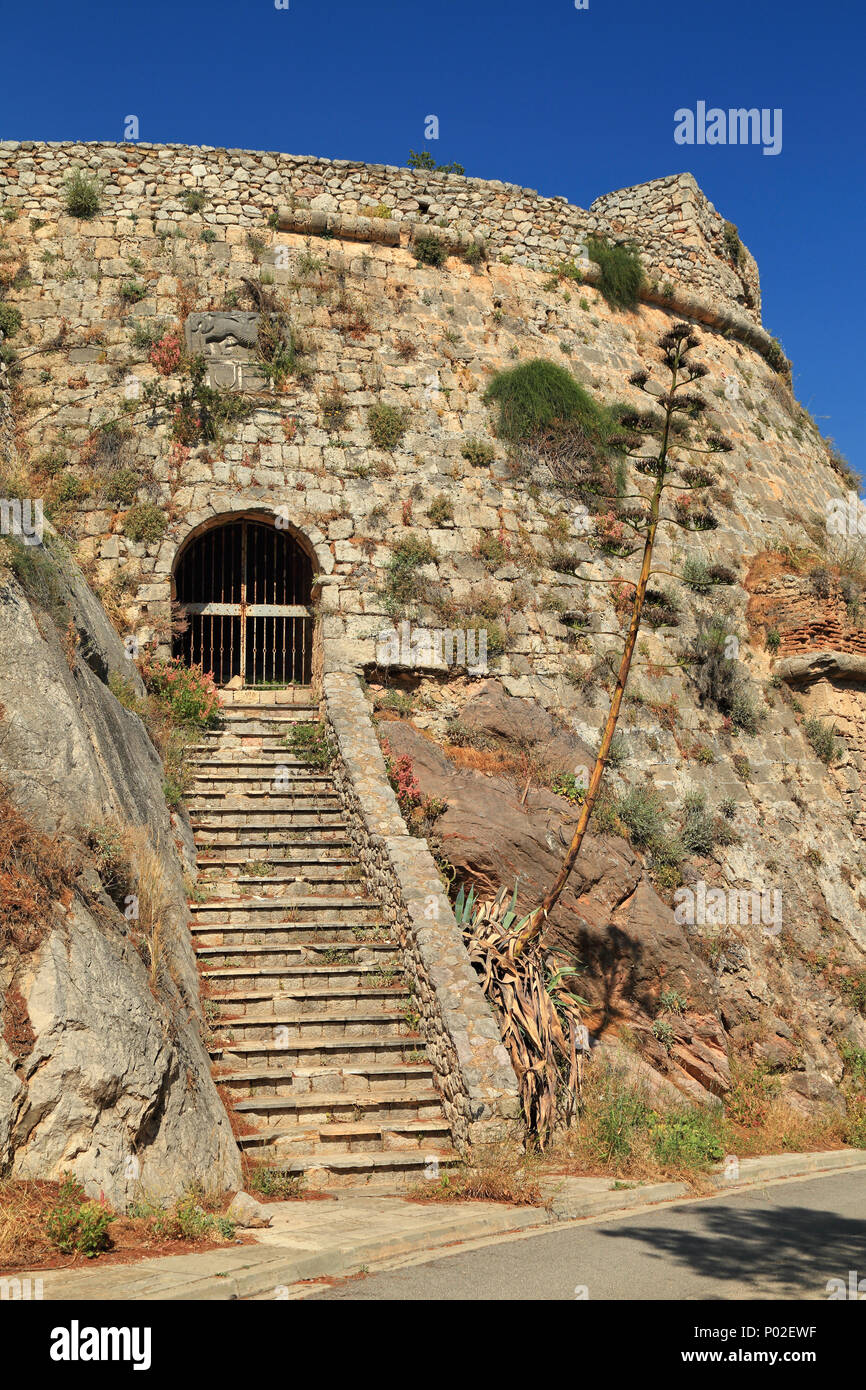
[171,511,315,687]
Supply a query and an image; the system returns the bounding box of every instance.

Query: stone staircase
[186,689,458,1189]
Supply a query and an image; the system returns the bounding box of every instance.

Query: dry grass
[408,1143,547,1207]
[0,1177,239,1273]
[0,782,77,955]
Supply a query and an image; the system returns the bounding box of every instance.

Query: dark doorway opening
[173,516,314,686]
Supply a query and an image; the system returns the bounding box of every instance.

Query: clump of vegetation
[283,722,333,769]
[381,534,437,612]
[63,169,101,219]
[44,1177,114,1258]
[0,303,23,339]
[413,232,448,267]
[722,220,744,267]
[428,494,453,525]
[461,437,496,467]
[123,502,166,545]
[586,236,644,310]
[144,354,255,445]
[138,654,220,729]
[484,358,623,453]
[368,402,409,450]
[407,150,465,174]
[803,716,840,765]
[118,279,147,304]
[683,621,765,734]
[182,189,206,214]
[320,386,349,432]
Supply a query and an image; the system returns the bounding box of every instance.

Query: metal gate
[173,517,314,686]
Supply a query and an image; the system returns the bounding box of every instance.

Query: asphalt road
[310,1170,866,1301]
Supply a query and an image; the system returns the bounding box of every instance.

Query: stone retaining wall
[321,669,521,1149]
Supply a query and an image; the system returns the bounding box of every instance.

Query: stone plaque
[184,311,266,390]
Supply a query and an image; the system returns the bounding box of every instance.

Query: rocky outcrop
[0,531,241,1206]
[379,678,866,1110]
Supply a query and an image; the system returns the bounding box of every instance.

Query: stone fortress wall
[0,141,760,323]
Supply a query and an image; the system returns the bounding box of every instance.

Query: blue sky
[2,0,863,482]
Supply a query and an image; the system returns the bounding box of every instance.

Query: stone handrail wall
[321,670,520,1150]
[0,142,760,326]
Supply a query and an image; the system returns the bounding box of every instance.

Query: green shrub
[382,535,436,611]
[765,627,781,653]
[139,655,220,728]
[680,791,719,856]
[131,317,168,351]
[428,493,453,525]
[804,716,840,764]
[45,1178,114,1258]
[484,357,620,446]
[650,1108,726,1167]
[414,233,448,267]
[586,236,643,310]
[369,402,409,450]
[0,303,23,339]
[63,170,101,219]
[182,189,207,213]
[765,336,790,376]
[119,279,147,304]
[461,437,495,467]
[200,228,217,243]
[123,502,166,544]
[616,786,665,847]
[246,1167,306,1199]
[681,555,712,592]
[283,722,333,769]
[722,221,744,266]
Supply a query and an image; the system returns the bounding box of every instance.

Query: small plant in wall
[368,402,409,451]
[63,169,101,219]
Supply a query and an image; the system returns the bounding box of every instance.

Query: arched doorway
[172,515,314,686]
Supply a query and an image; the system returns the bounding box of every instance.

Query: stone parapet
[321,669,521,1149]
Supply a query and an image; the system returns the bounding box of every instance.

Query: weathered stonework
[322,670,521,1147]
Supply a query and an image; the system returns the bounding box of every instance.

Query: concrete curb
[17,1149,865,1301]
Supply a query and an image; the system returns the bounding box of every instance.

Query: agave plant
[455,883,589,1149]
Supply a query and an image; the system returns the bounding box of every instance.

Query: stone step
[190,897,378,925]
[209,1004,412,1042]
[196,868,362,895]
[197,859,355,881]
[202,962,403,992]
[217,690,314,706]
[187,790,342,807]
[210,1035,425,1069]
[236,1115,451,1154]
[214,1061,435,1098]
[192,766,334,780]
[192,777,337,795]
[209,984,408,1019]
[196,941,398,969]
[196,846,352,864]
[232,1087,442,1128]
[193,830,350,848]
[240,1149,457,1188]
[198,869,358,892]
[189,812,347,831]
[191,921,393,947]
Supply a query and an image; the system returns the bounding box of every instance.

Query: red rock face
[380,688,732,1104]
[745,553,866,658]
